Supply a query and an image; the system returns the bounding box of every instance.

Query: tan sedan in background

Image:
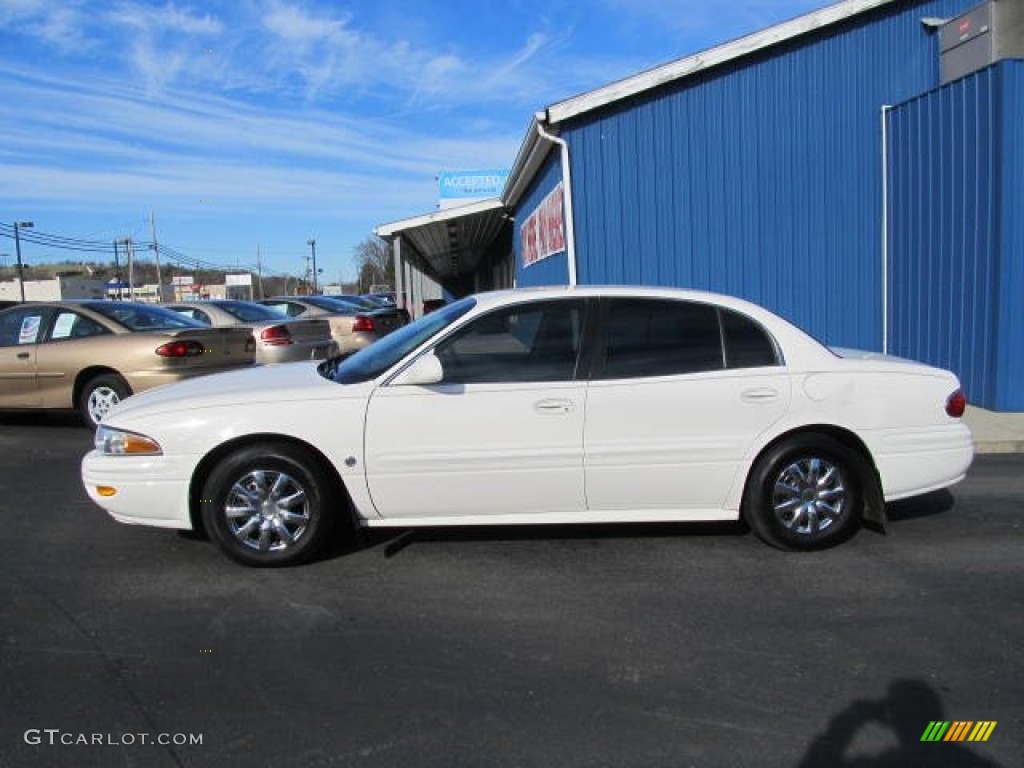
[257,295,406,354]
[0,301,255,427]
[164,300,338,364]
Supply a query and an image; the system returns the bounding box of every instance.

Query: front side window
[599,299,723,379]
[434,300,584,384]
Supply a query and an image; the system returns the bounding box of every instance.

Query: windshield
[85,301,205,331]
[321,297,476,384]
[213,301,287,323]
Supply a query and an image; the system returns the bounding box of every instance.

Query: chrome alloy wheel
[224,470,311,552]
[87,386,122,423]
[771,457,846,536]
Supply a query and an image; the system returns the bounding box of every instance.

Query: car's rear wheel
[79,374,131,429]
[201,443,338,567]
[743,434,866,551]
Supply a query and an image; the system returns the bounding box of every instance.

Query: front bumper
[81,450,197,529]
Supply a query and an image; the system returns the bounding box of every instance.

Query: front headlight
[94,426,163,456]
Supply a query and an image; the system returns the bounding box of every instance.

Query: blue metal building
[377,0,1024,411]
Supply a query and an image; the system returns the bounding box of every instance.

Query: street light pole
[307,239,318,294]
[13,221,34,302]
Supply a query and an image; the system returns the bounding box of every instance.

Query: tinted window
[0,308,50,347]
[261,301,305,317]
[303,296,357,314]
[325,298,476,384]
[171,307,209,324]
[600,299,723,379]
[722,309,780,368]
[212,301,282,322]
[435,300,583,384]
[50,312,110,340]
[85,302,202,331]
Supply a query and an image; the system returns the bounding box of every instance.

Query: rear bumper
[866,422,974,501]
[257,340,338,364]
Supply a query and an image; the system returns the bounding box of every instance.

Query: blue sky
[0,0,826,283]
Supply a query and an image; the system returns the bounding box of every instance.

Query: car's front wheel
[743,434,868,551]
[201,443,339,567]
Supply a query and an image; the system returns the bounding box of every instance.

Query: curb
[974,441,1024,455]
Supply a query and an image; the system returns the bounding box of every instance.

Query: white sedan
[82,286,973,566]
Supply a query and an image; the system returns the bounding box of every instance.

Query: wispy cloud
[0,63,519,219]
[105,2,223,92]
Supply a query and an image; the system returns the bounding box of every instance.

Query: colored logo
[920,721,997,742]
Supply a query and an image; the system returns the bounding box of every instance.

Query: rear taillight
[156,340,204,358]
[260,325,293,346]
[945,389,967,418]
[352,315,375,332]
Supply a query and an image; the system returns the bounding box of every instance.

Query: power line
[1,222,295,279]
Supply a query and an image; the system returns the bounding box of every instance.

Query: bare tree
[353,236,393,291]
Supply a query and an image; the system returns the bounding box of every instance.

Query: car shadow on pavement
[0,410,86,429]
[796,678,1003,768]
[885,489,955,523]
[366,521,751,559]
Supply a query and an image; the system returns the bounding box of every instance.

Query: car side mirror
[391,352,444,386]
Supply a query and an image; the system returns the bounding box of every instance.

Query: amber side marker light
[96,486,118,497]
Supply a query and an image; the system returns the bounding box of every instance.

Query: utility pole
[256,244,264,299]
[307,238,318,294]
[125,238,135,300]
[112,240,123,299]
[149,212,164,301]
[13,221,34,302]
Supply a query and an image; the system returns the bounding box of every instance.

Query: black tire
[79,374,132,429]
[201,443,339,567]
[743,434,867,551]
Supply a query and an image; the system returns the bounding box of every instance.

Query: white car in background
[82,286,973,566]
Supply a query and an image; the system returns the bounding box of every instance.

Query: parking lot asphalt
[0,412,1021,768]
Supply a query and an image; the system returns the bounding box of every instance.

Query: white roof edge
[546,0,897,124]
[375,198,505,238]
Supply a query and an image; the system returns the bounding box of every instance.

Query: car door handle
[741,387,779,403]
[17,352,30,360]
[534,398,575,414]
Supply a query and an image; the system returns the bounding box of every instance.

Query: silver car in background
[165,300,338,364]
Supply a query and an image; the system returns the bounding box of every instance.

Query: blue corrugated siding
[995,62,1024,411]
[514,150,569,287]
[888,60,1024,411]
[887,66,998,405]
[561,0,975,351]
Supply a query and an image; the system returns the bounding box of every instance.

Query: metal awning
[375,198,508,281]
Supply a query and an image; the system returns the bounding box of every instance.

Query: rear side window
[50,312,110,340]
[722,309,780,368]
[262,302,303,317]
[599,299,723,379]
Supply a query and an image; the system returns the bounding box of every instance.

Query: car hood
[106,360,366,422]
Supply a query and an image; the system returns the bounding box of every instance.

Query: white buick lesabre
[82,286,973,566]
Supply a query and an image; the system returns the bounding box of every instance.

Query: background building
[378,0,1024,411]
[0,276,106,301]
